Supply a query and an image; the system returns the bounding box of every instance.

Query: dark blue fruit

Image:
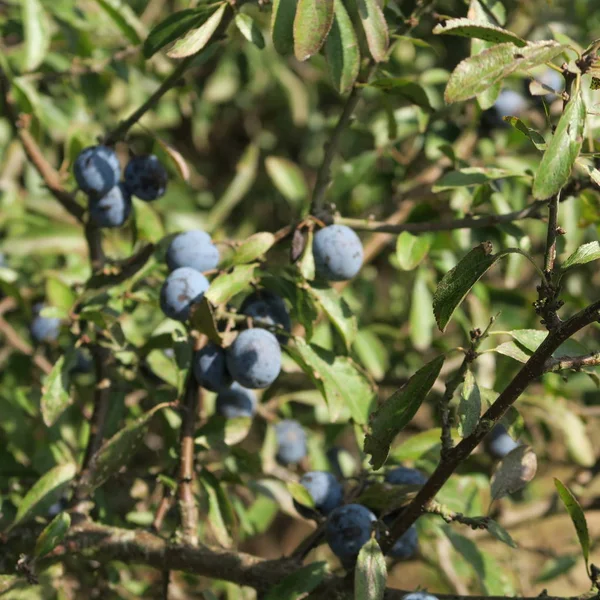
[215,382,256,418]
[313,225,363,281]
[166,230,220,273]
[325,504,377,564]
[385,467,427,486]
[275,419,307,465]
[486,424,520,458]
[226,328,281,389]
[494,89,527,118]
[240,290,291,344]
[385,519,418,559]
[30,303,60,343]
[295,471,344,518]
[89,184,132,228]
[124,154,168,201]
[159,267,209,322]
[193,342,231,392]
[74,145,120,196]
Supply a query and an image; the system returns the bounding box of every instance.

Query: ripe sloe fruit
[89,184,132,228]
[486,424,520,458]
[384,519,418,559]
[294,471,344,518]
[325,504,377,564]
[385,467,427,486]
[160,267,209,322]
[166,230,220,273]
[402,594,439,600]
[240,290,291,344]
[74,145,120,196]
[193,342,231,392]
[30,303,60,343]
[313,225,363,281]
[124,154,168,201]
[494,89,527,118]
[275,419,307,465]
[215,382,256,418]
[226,328,281,389]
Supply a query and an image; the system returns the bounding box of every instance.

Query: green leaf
[364,355,444,469]
[93,0,145,45]
[167,3,228,59]
[143,9,207,58]
[369,78,433,110]
[433,243,524,332]
[432,167,519,191]
[458,369,481,438]
[503,117,547,150]
[308,283,357,349]
[205,264,257,306]
[433,18,526,47]
[444,41,568,103]
[265,156,309,205]
[554,478,590,573]
[486,518,518,548]
[493,341,531,363]
[356,481,419,514]
[10,462,77,530]
[357,0,389,62]
[293,0,335,61]
[396,231,431,270]
[41,350,77,427]
[325,0,360,94]
[287,481,315,507]
[46,276,76,313]
[491,445,537,501]
[235,13,265,49]
[263,562,328,600]
[196,415,253,449]
[533,88,585,199]
[22,0,50,72]
[201,470,236,547]
[561,241,600,271]
[389,427,459,461]
[222,232,275,267]
[410,267,434,351]
[34,512,71,558]
[286,338,376,424]
[355,537,387,600]
[83,404,169,492]
[298,229,316,280]
[271,0,298,55]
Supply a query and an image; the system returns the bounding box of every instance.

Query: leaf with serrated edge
[364,355,444,469]
[533,88,585,199]
[355,537,387,600]
[491,445,537,501]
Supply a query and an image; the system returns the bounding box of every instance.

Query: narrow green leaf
[308,283,357,349]
[143,9,207,58]
[432,167,519,191]
[396,231,431,270]
[271,0,297,55]
[357,0,389,62]
[369,78,433,110]
[494,341,531,363]
[433,18,526,47]
[287,481,315,507]
[325,0,360,94]
[222,233,275,268]
[265,156,309,205]
[491,445,537,500]
[93,0,145,45]
[10,462,77,530]
[235,13,265,49]
[554,478,590,572]
[533,88,585,199]
[34,512,71,558]
[561,241,600,271]
[167,3,228,59]
[364,355,444,469]
[263,562,328,600]
[355,537,387,600]
[458,369,481,438]
[298,229,316,280]
[196,415,253,449]
[201,470,236,547]
[444,41,568,103]
[389,427,459,461]
[410,267,434,351]
[41,350,77,427]
[503,117,547,150]
[486,518,518,548]
[293,0,335,61]
[46,276,76,313]
[205,264,257,305]
[83,404,169,492]
[22,0,50,72]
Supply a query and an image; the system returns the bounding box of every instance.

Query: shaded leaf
[271,0,297,55]
[201,470,236,547]
[263,562,328,600]
[432,167,519,191]
[369,78,433,110]
[396,231,431,270]
[22,0,50,72]
[143,9,208,58]
[486,518,518,548]
[433,18,526,47]
[503,116,547,150]
[196,416,253,449]
[34,512,71,558]
[41,350,77,427]
[205,264,257,306]
[265,156,309,205]
[94,0,145,45]
[533,88,586,199]
[308,283,357,349]
[357,0,389,62]
[390,427,460,461]
[410,267,434,351]
[491,445,537,501]
[298,229,316,280]
[458,369,481,438]
[325,0,360,94]
[235,13,265,49]
[444,41,568,103]
[355,537,387,600]
[356,481,419,514]
[364,355,444,469]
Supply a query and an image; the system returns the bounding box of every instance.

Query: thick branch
[382,297,600,554]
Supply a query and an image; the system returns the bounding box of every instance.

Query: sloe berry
[215,382,257,418]
[166,230,220,273]
[124,154,168,201]
[275,419,307,465]
[313,225,363,281]
[89,184,132,228]
[74,145,120,196]
[160,267,209,322]
[193,342,231,392]
[240,290,291,344]
[325,504,377,564]
[294,471,344,518]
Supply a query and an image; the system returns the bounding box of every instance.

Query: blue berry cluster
[74,146,167,228]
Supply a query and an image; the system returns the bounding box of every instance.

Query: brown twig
[544,352,600,373]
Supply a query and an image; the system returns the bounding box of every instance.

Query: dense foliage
[2,0,600,598]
